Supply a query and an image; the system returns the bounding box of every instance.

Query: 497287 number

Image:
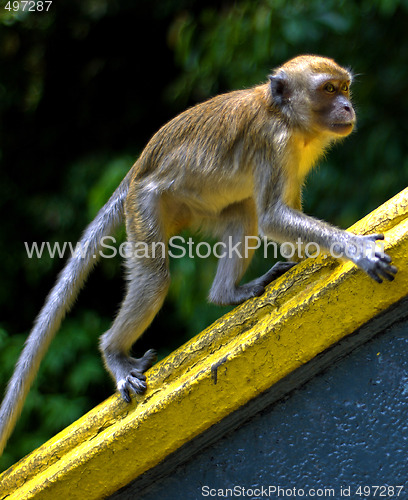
[355,485,404,497]
[5,1,52,12]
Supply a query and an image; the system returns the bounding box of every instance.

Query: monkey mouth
[331,122,354,135]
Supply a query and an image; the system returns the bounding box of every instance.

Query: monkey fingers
[119,372,147,403]
[113,349,157,403]
[364,233,385,242]
[365,259,397,284]
[373,246,397,281]
[357,253,397,283]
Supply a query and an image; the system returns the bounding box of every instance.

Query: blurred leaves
[0,311,109,468]
[1,0,408,469]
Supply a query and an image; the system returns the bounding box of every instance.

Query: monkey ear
[269,73,290,107]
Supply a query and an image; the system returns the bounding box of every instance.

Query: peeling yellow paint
[1,187,408,499]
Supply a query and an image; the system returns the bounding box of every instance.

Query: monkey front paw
[353,234,397,283]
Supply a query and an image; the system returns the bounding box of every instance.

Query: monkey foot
[258,261,297,286]
[237,260,297,301]
[210,260,297,306]
[114,349,157,403]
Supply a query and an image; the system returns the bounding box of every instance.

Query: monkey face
[310,76,356,137]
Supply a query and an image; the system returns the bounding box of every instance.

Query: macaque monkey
[0,55,397,455]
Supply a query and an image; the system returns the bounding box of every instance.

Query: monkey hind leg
[100,256,170,402]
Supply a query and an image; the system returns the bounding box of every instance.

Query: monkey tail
[0,172,132,456]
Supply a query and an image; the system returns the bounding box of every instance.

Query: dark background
[1,0,407,469]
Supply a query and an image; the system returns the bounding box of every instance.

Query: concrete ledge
[1,188,408,500]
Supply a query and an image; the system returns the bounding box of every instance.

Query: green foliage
[1,0,408,469]
[168,1,355,102]
[0,311,109,470]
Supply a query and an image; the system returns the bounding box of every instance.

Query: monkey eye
[341,82,349,92]
[323,82,336,93]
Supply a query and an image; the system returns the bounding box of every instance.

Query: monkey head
[269,55,356,138]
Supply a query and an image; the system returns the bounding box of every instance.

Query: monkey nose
[344,105,356,122]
